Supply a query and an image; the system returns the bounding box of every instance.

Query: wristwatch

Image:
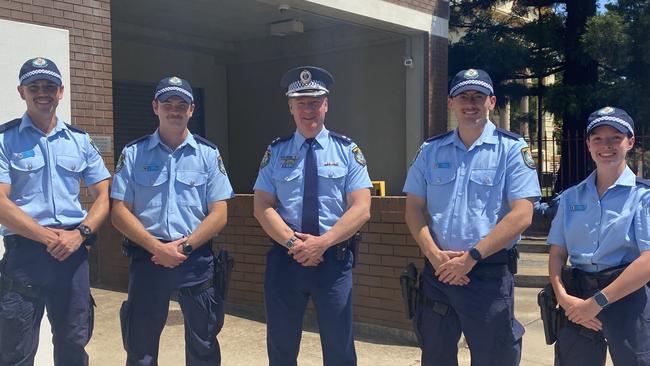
[182,241,194,255]
[285,235,298,249]
[76,224,92,242]
[468,247,483,262]
[593,290,610,309]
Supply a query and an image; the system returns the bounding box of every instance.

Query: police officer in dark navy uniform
[253,66,372,366]
[403,69,541,365]
[0,57,111,366]
[548,107,650,365]
[111,76,234,366]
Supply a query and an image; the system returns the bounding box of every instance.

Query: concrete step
[515,252,549,288]
[518,237,549,253]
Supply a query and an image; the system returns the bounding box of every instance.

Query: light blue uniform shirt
[403,121,541,251]
[0,114,110,235]
[111,130,234,241]
[547,167,650,272]
[254,127,372,235]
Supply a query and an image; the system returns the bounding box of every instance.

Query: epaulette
[194,134,217,149]
[270,135,292,147]
[125,135,149,148]
[424,131,453,143]
[495,127,522,140]
[637,177,650,187]
[0,119,21,134]
[329,131,352,145]
[66,123,90,134]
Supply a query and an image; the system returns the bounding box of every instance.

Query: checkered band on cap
[154,86,193,101]
[450,80,494,96]
[587,116,634,135]
[286,79,328,96]
[19,69,62,84]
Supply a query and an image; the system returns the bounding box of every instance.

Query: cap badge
[597,106,615,116]
[32,57,48,68]
[299,70,312,85]
[464,69,479,79]
[169,77,182,86]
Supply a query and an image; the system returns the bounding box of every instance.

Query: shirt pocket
[273,168,302,202]
[133,170,169,207]
[175,170,207,207]
[468,168,502,215]
[317,166,346,199]
[10,155,46,194]
[424,169,456,216]
[55,155,87,195]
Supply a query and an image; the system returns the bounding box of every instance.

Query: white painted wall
[0,18,71,123]
[0,18,71,366]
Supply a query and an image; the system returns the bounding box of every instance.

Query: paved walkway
[76,287,609,366]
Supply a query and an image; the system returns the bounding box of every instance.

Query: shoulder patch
[259,149,271,169]
[329,131,353,145]
[495,127,522,140]
[521,147,536,169]
[352,146,366,166]
[65,123,87,134]
[0,119,21,134]
[217,155,227,175]
[637,177,650,187]
[194,135,217,149]
[424,131,453,143]
[270,135,292,147]
[115,152,126,173]
[125,135,149,148]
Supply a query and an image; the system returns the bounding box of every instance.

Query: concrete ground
[28,287,608,366]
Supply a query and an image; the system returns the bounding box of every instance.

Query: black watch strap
[469,247,483,262]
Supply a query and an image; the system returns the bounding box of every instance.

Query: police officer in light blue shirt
[547,107,650,366]
[0,57,110,366]
[253,66,372,366]
[111,76,234,366]
[403,69,540,366]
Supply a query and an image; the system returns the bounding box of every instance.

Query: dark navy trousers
[264,243,356,366]
[555,284,650,365]
[414,263,523,366]
[121,249,224,366]
[0,237,93,366]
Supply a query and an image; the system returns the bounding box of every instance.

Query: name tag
[569,204,586,211]
[280,156,298,168]
[143,165,161,172]
[435,162,450,169]
[14,150,35,159]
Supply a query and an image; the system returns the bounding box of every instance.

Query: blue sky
[598,0,616,13]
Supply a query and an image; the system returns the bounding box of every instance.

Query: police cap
[280,66,333,98]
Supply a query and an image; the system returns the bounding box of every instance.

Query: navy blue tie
[301,138,319,235]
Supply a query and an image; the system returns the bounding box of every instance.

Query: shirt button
[27,164,32,170]
[71,165,76,170]
[284,177,290,181]
[190,180,195,186]
[328,172,333,178]
[435,178,441,183]
[484,177,491,183]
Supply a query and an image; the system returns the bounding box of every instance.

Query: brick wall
[215,195,421,331]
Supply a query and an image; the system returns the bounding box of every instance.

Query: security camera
[403,57,414,68]
[278,4,291,12]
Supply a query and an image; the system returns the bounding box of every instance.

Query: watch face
[77,225,91,237]
[183,243,193,255]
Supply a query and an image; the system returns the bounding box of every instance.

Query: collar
[292,127,330,151]
[446,120,498,150]
[582,166,636,197]
[147,129,197,151]
[19,113,67,135]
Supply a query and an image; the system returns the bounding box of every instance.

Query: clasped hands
[430,250,475,286]
[44,227,85,262]
[288,232,327,267]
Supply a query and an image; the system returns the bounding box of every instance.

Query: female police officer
[547,107,650,365]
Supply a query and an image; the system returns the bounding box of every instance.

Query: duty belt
[562,264,627,294]
[0,277,42,299]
